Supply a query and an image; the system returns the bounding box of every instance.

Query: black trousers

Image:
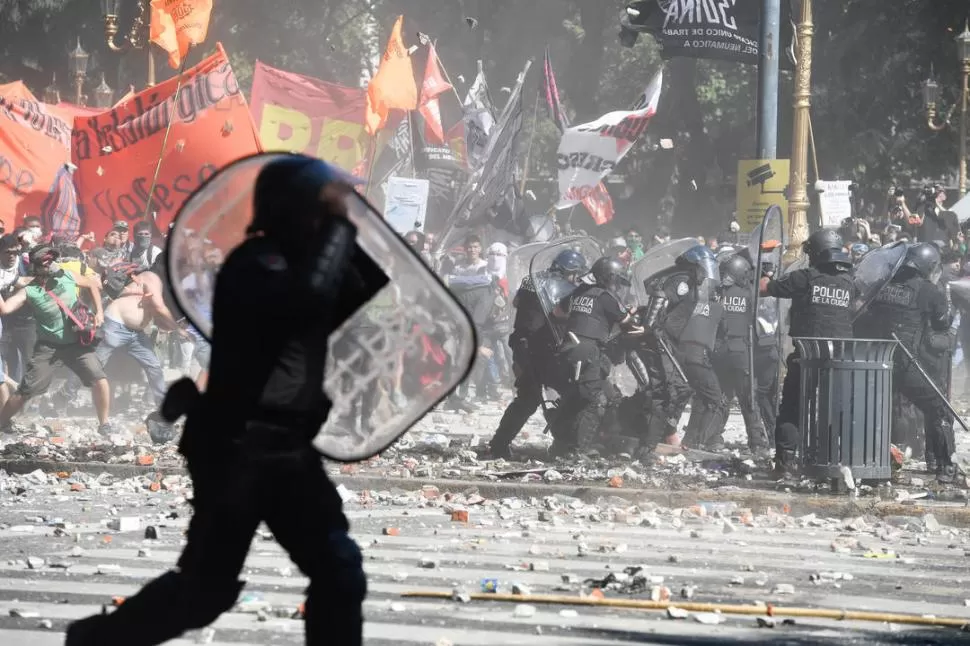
[677,343,728,448]
[624,341,692,450]
[775,351,803,456]
[895,355,954,467]
[558,341,617,451]
[713,348,767,449]
[491,342,550,449]
[66,435,365,646]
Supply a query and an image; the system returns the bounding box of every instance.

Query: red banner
[249,61,370,177]
[0,94,80,228]
[71,44,261,240]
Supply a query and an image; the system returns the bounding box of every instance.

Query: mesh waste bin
[792,338,898,483]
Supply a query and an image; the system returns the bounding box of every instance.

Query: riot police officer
[67,156,386,645]
[714,253,768,455]
[760,229,855,478]
[661,246,727,451]
[555,257,636,453]
[487,250,587,458]
[862,243,956,483]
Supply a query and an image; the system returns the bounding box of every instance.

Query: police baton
[890,333,970,433]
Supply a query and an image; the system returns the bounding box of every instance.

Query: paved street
[0,471,968,645]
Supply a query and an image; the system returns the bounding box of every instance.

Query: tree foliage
[0,0,967,233]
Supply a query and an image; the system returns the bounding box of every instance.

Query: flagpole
[364,133,379,201]
[406,111,417,178]
[519,89,541,196]
[430,40,465,107]
[142,52,192,223]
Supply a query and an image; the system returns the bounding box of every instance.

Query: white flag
[463,60,495,170]
[556,70,662,209]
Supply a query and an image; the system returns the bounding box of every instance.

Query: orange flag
[418,44,452,144]
[365,16,418,136]
[150,0,213,69]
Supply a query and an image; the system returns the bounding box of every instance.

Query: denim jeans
[95,318,167,405]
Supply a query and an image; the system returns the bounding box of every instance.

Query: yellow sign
[736,159,790,232]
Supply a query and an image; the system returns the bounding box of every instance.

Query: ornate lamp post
[68,39,90,106]
[42,75,61,104]
[102,0,155,87]
[94,73,115,108]
[923,22,970,198]
[785,0,813,262]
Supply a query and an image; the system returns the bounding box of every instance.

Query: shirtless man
[97,270,188,439]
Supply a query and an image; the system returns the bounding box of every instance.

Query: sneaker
[97,422,114,436]
[446,398,477,414]
[0,421,13,435]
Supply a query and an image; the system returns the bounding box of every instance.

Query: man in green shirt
[0,246,111,434]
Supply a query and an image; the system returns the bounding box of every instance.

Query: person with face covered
[859,244,957,483]
[66,155,387,646]
[555,257,637,454]
[127,220,163,271]
[0,246,110,434]
[713,253,768,456]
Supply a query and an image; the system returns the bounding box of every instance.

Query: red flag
[365,16,418,135]
[581,182,615,225]
[418,44,452,144]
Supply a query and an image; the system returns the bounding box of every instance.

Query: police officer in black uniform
[760,229,855,478]
[660,246,727,451]
[555,257,636,453]
[66,156,387,645]
[862,243,956,483]
[714,253,768,455]
[487,250,587,458]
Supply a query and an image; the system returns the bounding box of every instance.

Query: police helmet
[802,229,843,265]
[248,154,360,238]
[550,249,587,275]
[675,244,719,280]
[719,253,752,288]
[590,256,630,289]
[904,243,942,281]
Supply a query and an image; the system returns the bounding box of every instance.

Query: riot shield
[166,153,477,463]
[631,238,699,305]
[507,242,546,297]
[749,205,784,443]
[850,240,909,321]
[528,236,603,345]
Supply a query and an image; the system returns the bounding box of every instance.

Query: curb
[2,459,969,527]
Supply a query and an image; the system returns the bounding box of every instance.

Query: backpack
[103,262,141,300]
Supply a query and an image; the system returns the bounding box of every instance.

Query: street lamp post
[101,0,155,87]
[923,22,970,198]
[42,75,61,104]
[68,39,90,106]
[94,73,115,108]
[786,0,814,263]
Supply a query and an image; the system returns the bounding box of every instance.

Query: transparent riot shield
[631,238,698,306]
[528,236,603,345]
[166,153,477,462]
[851,240,908,321]
[749,205,785,430]
[507,242,546,297]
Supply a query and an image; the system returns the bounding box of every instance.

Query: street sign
[736,159,790,232]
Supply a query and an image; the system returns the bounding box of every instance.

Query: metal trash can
[792,338,898,484]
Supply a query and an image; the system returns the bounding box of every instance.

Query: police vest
[790,268,854,338]
[720,285,752,341]
[565,285,613,343]
[868,275,926,349]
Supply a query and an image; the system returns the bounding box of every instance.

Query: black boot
[486,441,512,460]
[771,450,797,480]
[937,464,957,485]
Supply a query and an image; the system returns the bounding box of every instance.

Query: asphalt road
[0,473,968,645]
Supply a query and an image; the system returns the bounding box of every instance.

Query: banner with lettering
[556,71,662,210]
[0,93,79,228]
[249,61,370,176]
[71,44,261,240]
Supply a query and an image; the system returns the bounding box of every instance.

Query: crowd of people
[0,217,208,441]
